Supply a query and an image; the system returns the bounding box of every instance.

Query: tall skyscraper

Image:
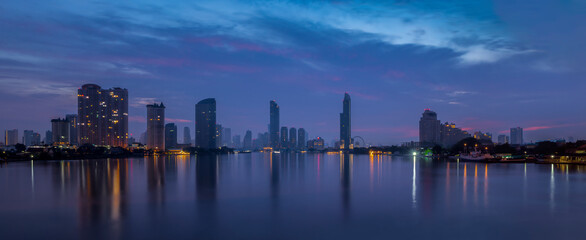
[65,114,78,146]
[51,118,70,145]
[298,128,306,149]
[289,127,297,149]
[165,123,177,149]
[196,98,217,149]
[269,100,280,148]
[23,130,34,146]
[243,130,252,150]
[223,128,232,147]
[419,109,441,147]
[510,127,524,145]
[280,126,288,148]
[340,93,351,149]
[78,84,128,147]
[147,102,165,150]
[4,129,18,146]
[183,127,192,145]
[232,135,241,149]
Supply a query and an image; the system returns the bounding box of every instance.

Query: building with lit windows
[280,126,288,148]
[147,103,165,150]
[510,127,524,145]
[66,114,78,146]
[4,129,18,146]
[196,98,217,149]
[165,123,177,149]
[419,109,441,147]
[340,93,351,150]
[51,118,70,145]
[269,100,280,148]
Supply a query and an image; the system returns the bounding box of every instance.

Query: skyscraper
[289,127,297,149]
[78,84,128,147]
[183,127,192,145]
[497,135,509,144]
[147,102,165,150]
[340,93,351,149]
[165,123,177,149]
[196,98,217,149]
[216,124,223,148]
[223,128,232,147]
[510,127,524,145]
[269,100,280,148]
[51,118,70,145]
[45,130,52,145]
[65,114,78,146]
[23,130,34,146]
[243,130,252,150]
[280,126,288,148]
[4,129,18,146]
[419,109,441,147]
[298,128,306,149]
[232,135,241,149]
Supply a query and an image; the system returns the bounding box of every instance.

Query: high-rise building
[216,124,223,148]
[32,132,41,145]
[65,114,78,146]
[51,118,70,145]
[497,135,509,144]
[340,93,351,149]
[440,122,471,147]
[289,128,297,149]
[4,129,18,146]
[269,100,280,148]
[243,130,252,150]
[419,109,441,147]
[510,127,524,145]
[165,123,177,149]
[232,135,241,149]
[23,130,34,146]
[78,84,128,147]
[280,127,288,148]
[147,102,165,150]
[298,128,306,149]
[196,98,217,149]
[45,130,53,145]
[183,127,192,145]
[223,128,232,147]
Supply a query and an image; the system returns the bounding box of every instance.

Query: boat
[458,151,493,162]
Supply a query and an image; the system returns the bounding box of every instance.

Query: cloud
[166,118,192,123]
[0,77,76,96]
[131,97,157,108]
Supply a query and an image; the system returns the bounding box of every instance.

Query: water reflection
[340,154,352,218]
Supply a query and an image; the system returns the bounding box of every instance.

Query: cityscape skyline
[2,1,586,145]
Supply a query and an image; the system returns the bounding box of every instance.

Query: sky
[1,0,586,145]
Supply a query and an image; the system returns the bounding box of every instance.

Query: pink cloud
[166,118,192,123]
[129,116,146,123]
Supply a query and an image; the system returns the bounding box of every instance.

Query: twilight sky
[1,0,586,145]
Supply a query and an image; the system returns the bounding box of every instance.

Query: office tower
[216,124,223,148]
[510,127,524,145]
[419,109,441,147]
[183,127,192,145]
[23,130,34,146]
[280,127,288,148]
[4,129,18,146]
[289,128,297,149]
[223,128,232,147]
[298,128,306,149]
[78,84,128,147]
[196,98,217,149]
[45,130,53,145]
[269,100,280,148]
[65,114,78,146]
[232,135,241,149]
[340,93,351,149]
[165,123,177,149]
[147,102,165,150]
[497,135,509,144]
[51,118,70,145]
[243,130,252,150]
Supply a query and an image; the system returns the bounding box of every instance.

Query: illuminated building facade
[165,123,177,149]
[196,98,217,149]
[147,103,165,150]
[4,129,18,146]
[340,93,351,149]
[78,84,128,147]
[440,122,471,147]
[419,109,441,147]
[510,127,524,145]
[297,128,306,149]
[269,100,280,148]
[51,118,70,145]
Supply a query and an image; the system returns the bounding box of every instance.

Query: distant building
[232,135,241,149]
[497,135,509,144]
[183,127,191,145]
[419,109,441,147]
[510,127,523,145]
[65,114,78,146]
[51,118,70,145]
[216,124,223,148]
[4,129,18,146]
[165,123,177,149]
[280,127,288,148]
[196,98,217,149]
[308,137,325,151]
[23,130,34,146]
[78,84,128,147]
[243,130,252,150]
[270,100,280,148]
[440,122,470,148]
[340,93,351,149]
[289,128,297,149]
[45,130,53,145]
[223,128,232,147]
[147,102,165,150]
[297,128,306,149]
[473,131,493,144]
